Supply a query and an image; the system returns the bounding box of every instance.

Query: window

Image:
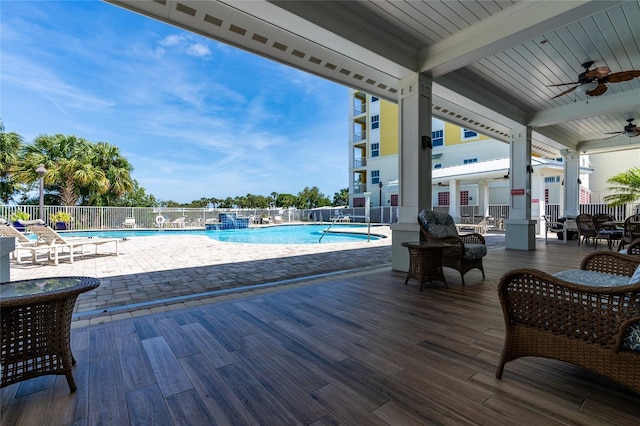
[371,115,379,130]
[433,163,442,169]
[371,143,379,157]
[438,192,450,206]
[463,158,478,164]
[431,129,444,147]
[545,188,549,204]
[353,197,365,208]
[544,176,560,183]
[462,128,478,139]
[371,96,379,102]
[371,170,380,184]
[390,194,398,206]
[460,191,469,206]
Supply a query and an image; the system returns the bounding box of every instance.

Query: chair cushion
[419,210,457,237]
[463,243,487,260]
[630,264,640,284]
[624,323,640,352]
[552,270,630,287]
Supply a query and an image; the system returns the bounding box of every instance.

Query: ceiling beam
[527,89,640,127]
[419,0,624,77]
[577,136,640,154]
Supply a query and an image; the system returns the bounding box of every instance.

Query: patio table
[401,241,451,290]
[1,276,100,392]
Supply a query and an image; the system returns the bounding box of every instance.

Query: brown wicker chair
[619,214,640,251]
[592,213,623,250]
[496,252,640,394]
[621,238,640,255]
[576,213,596,245]
[418,210,487,286]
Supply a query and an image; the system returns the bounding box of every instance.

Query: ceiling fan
[604,119,640,139]
[493,169,510,180]
[548,61,640,99]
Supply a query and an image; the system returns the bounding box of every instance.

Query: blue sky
[1,1,349,203]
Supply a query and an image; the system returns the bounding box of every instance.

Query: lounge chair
[122,217,136,228]
[0,221,40,261]
[165,217,186,228]
[22,224,122,265]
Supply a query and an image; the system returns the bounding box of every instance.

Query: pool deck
[8,225,398,325]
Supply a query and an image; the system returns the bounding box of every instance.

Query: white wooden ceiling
[108,0,640,157]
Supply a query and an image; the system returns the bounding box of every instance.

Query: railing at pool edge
[319,215,371,243]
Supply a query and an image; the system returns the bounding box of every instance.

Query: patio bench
[496,251,640,394]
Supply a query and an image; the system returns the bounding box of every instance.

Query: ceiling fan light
[577,81,599,94]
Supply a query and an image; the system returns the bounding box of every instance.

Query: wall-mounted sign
[511,189,525,196]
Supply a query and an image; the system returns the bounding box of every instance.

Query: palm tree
[14,134,107,206]
[603,167,640,207]
[86,142,134,205]
[0,121,24,203]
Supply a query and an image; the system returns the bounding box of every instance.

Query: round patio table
[1,276,100,392]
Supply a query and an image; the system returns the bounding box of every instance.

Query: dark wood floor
[2,240,640,425]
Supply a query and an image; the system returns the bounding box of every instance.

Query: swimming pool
[60,225,385,244]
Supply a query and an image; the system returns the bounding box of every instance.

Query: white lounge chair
[0,221,40,261]
[23,224,123,265]
[122,217,136,228]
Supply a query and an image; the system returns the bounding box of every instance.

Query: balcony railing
[353,183,367,194]
[353,158,367,168]
[353,104,366,115]
[353,131,366,142]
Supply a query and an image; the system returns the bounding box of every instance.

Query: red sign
[511,189,525,196]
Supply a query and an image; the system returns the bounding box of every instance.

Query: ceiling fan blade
[551,85,578,99]
[604,131,623,135]
[586,81,607,96]
[584,66,610,79]
[604,70,640,83]
[546,82,580,87]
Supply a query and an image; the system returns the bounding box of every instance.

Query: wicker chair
[620,238,640,255]
[619,214,640,251]
[592,213,623,250]
[496,252,640,395]
[576,213,596,245]
[418,210,487,286]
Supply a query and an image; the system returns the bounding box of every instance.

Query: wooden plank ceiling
[107,0,640,157]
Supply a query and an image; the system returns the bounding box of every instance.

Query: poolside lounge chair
[165,217,187,228]
[0,221,40,261]
[122,217,136,228]
[22,224,122,265]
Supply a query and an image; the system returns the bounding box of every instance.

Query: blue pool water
[60,225,384,244]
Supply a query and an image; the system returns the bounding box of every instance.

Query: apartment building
[348,90,636,215]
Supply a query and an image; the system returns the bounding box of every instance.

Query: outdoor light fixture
[378,181,383,208]
[36,164,46,221]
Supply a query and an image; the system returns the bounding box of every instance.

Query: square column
[448,179,460,222]
[505,126,536,250]
[562,150,581,217]
[391,73,433,271]
[0,237,15,283]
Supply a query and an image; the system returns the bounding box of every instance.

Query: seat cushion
[419,210,457,237]
[552,270,630,287]
[463,243,487,260]
[630,264,640,284]
[624,323,640,352]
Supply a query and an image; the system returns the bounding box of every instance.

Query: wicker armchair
[496,252,640,394]
[418,210,487,286]
[619,214,640,251]
[576,213,596,245]
[620,238,640,255]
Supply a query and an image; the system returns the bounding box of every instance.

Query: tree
[603,167,640,206]
[86,142,134,205]
[113,180,158,207]
[296,186,331,209]
[0,121,24,203]
[332,188,349,206]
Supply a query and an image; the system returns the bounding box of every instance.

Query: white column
[505,125,536,250]
[531,172,546,236]
[391,73,433,271]
[448,179,460,222]
[562,150,580,217]
[364,192,372,222]
[479,181,490,218]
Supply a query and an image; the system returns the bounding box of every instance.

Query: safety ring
[155,215,166,224]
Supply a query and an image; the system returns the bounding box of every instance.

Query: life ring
[155,215,166,225]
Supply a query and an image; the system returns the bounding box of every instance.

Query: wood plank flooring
[2,241,640,425]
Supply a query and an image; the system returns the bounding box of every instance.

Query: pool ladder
[319,214,371,243]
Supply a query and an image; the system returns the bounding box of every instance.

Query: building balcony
[353,131,366,142]
[353,183,367,193]
[352,158,367,168]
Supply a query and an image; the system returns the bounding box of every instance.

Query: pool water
[60,224,384,244]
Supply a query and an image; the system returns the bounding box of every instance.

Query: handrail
[319,214,371,243]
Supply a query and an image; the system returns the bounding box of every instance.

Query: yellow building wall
[379,100,398,156]
[443,122,490,146]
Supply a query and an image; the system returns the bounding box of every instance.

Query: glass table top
[0,277,85,298]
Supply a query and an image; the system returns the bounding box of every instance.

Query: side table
[401,241,451,290]
[1,276,100,392]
